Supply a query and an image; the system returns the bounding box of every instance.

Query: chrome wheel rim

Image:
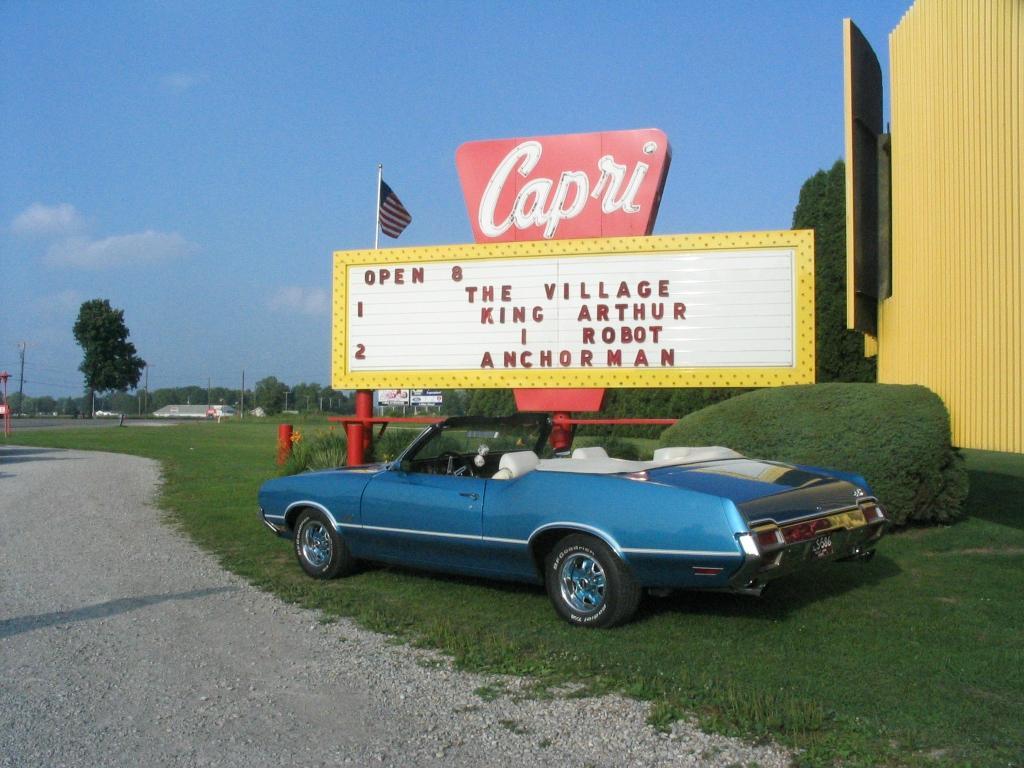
[559,553,606,614]
[299,520,332,568]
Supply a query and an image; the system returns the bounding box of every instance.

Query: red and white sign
[378,389,410,406]
[456,129,671,243]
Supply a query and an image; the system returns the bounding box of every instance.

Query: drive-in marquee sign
[332,230,815,390]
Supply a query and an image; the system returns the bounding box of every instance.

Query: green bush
[368,428,416,463]
[658,383,968,525]
[280,428,347,475]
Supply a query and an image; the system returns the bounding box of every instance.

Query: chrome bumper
[729,503,889,593]
[259,506,288,534]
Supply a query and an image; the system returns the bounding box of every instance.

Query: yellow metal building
[872,0,1022,453]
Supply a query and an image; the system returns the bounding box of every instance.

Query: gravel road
[0,445,791,767]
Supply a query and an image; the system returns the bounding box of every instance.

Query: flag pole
[374,163,383,250]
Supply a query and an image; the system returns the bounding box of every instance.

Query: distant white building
[153,404,236,419]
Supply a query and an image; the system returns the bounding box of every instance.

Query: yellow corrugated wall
[882,0,1022,452]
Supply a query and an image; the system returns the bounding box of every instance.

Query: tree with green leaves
[72,299,146,416]
[254,376,288,414]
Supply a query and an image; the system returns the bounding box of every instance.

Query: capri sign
[455,129,671,242]
[332,230,815,390]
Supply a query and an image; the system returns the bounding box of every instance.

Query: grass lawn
[4,421,1022,767]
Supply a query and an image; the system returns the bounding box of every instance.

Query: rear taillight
[861,502,885,522]
[755,528,784,549]
[782,517,833,543]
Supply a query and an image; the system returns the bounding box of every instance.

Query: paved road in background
[6,417,175,431]
[0,445,787,768]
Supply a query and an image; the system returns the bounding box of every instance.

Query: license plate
[811,535,834,559]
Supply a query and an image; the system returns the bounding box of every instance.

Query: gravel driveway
[0,446,790,767]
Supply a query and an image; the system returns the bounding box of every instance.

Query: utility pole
[17,342,26,413]
[240,369,245,420]
[143,365,149,415]
[207,377,211,407]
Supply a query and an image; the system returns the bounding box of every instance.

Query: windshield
[399,415,550,477]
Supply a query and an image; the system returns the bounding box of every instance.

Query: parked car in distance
[258,414,889,627]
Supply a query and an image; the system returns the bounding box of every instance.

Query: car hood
[302,462,390,477]
[645,458,869,524]
[259,462,389,494]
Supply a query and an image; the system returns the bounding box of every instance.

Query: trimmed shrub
[658,383,968,525]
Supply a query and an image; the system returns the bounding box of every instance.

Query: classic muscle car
[258,414,888,627]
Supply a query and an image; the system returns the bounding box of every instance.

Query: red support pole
[0,372,9,437]
[549,411,573,454]
[347,389,373,466]
[276,424,293,465]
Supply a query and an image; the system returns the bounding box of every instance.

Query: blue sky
[0,1,910,398]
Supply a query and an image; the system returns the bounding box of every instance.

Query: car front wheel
[294,509,355,579]
[545,534,641,628]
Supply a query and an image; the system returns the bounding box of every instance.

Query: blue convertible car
[258,414,888,627]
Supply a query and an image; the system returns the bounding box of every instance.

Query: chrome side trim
[621,547,742,558]
[283,500,342,529]
[339,522,528,546]
[526,523,740,559]
[528,522,624,554]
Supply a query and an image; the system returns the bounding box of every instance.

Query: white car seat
[571,446,609,459]
[491,450,540,480]
[652,446,743,463]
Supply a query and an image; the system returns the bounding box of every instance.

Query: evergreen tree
[792,160,876,382]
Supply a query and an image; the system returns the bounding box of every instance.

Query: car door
[359,467,488,571]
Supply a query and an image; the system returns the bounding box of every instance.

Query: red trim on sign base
[514,388,607,413]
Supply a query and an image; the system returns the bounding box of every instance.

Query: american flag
[378,180,412,239]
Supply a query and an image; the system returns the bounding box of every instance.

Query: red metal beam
[553,416,677,426]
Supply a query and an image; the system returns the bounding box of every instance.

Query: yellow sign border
[333,230,815,389]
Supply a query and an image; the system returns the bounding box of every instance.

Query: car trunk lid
[645,458,866,525]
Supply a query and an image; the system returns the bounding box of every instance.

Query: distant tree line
[11,385,483,419]
[8,382,357,418]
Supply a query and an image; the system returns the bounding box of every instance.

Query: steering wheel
[437,451,474,477]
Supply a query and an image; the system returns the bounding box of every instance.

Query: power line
[23,378,84,391]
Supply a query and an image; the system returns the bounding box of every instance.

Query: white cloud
[268,286,330,316]
[45,231,198,269]
[10,203,87,237]
[161,71,209,92]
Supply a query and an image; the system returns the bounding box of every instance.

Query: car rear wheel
[294,509,355,579]
[544,534,641,628]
